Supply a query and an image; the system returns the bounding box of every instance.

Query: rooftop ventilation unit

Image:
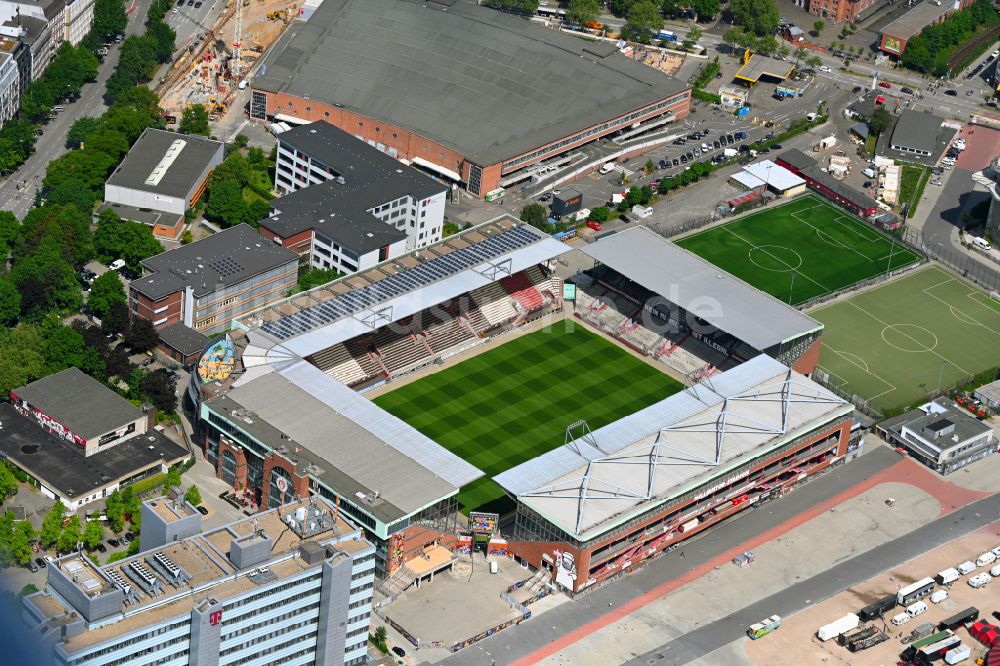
[144,139,188,187]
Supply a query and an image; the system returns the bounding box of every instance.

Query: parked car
[194,0,202,6]
[107,538,120,547]
[671,158,679,167]
[713,140,721,149]
[392,646,406,658]
[771,143,782,149]
[852,86,862,93]
[673,138,685,145]
[197,505,209,515]
[901,86,914,94]
[95,543,107,553]
[945,89,958,96]
[657,159,668,169]
[819,65,831,73]
[692,148,701,157]
[586,221,603,231]
[35,557,46,568]
[27,561,38,573]
[680,154,688,163]
[878,81,891,88]
[930,179,943,186]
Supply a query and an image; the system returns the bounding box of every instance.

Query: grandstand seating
[343,336,385,380]
[500,271,544,312]
[471,282,518,327]
[311,343,368,386]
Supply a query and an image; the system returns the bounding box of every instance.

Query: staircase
[378,564,418,599]
[500,272,544,312]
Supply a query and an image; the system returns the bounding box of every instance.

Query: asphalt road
[628,484,1000,665]
[164,0,226,51]
[435,447,902,666]
[0,0,153,219]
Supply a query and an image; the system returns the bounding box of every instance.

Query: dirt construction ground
[745,523,1000,665]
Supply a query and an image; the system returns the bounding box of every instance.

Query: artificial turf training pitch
[373,320,683,513]
[676,195,921,305]
[811,265,1000,411]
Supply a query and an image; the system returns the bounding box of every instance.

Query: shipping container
[939,607,979,631]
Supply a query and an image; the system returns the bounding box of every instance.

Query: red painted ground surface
[512,456,990,666]
[956,124,1000,171]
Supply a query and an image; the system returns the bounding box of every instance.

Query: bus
[897,577,936,606]
[747,615,781,639]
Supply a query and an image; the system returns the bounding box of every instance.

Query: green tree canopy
[566,0,601,24]
[184,484,202,506]
[93,210,164,269]
[690,0,719,21]
[58,515,82,554]
[520,203,548,229]
[83,519,104,550]
[0,324,46,396]
[0,278,20,326]
[140,369,178,413]
[205,179,247,227]
[40,501,67,549]
[867,107,892,136]
[730,0,779,36]
[88,270,126,320]
[626,0,663,34]
[126,317,159,353]
[180,104,210,135]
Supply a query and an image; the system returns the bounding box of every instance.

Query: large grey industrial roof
[581,227,822,350]
[253,0,688,166]
[106,128,223,199]
[494,355,851,540]
[12,368,143,441]
[222,361,483,517]
[132,224,298,300]
[882,0,952,40]
[890,110,942,154]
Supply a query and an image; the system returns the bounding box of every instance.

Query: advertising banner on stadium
[469,511,499,534]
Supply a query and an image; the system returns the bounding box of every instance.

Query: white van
[906,601,928,617]
[991,545,1000,558]
[990,564,1000,577]
[957,561,977,575]
[969,573,991,588]
[938,568,960,585]
[108,259,126,271]
[977,552,996,567]
[891,612,911,626]
[238,80,249,90]
[972,237,993,252]
[599,162,616,175]
[930,590,950,604]
[862,167,876,178]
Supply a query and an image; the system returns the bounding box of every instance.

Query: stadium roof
[106,128,223,199]
[216,360,483,520]
[253,0,688,166]
[494,355,851,540]
[238,217,571,356]
[580,227,822,349]
[741,161,806,192]
[889,110,942,154]
[132,224,299,300]
[12,368,143,441]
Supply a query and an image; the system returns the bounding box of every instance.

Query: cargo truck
[817,613,860,641]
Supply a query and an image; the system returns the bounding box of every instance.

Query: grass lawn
[897,164,928,217]
[676,195,921,305]
[374,321,683,513]
[811,265,1000,411]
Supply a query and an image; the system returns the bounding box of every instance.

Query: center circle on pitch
[880,324,938,353]
[747,245,803,272]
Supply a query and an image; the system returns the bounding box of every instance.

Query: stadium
[190,220,855,595]
[250,0,690,198]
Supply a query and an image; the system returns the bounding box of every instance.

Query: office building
[261,120,448,274]
[128,223,298,335]
[877,397,995,475]
[22,496,375,666]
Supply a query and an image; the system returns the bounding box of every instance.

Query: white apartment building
[23,496,375,666]
[260,120,448,274]
[0,0,93,47]
[0,49,20,125]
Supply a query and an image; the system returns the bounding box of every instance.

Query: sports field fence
[812,365,885,420]
[897,227,1000,295]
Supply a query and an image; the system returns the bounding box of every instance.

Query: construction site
[156,0,297,124]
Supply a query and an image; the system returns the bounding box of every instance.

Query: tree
[812,20,825,36]
[690,0,719,21]
[66,116,103,149]
[83,519,104,550]
[792,45,808,68]
[232,134,249,150]
[47,178,101,213]
[776,44,790,60]
[180,104,210,136]
[102,301,131,339]
[0,278,20,326]
[92,0,128,40]
[683,26,703,50]
[730,0,779,36]
[520,203,547,229]
[94,210,164,268]
[184,484,202,506]
[483,0,539,13]
[723,26,755,51]
[163,467,183,494]
[205,179,246,227]
[10,520,36,565]
[41,323,87,375]
[40,501,67,549]
[126,317,159,353]
[868,107,892,136]
[140,369,178,413]
[805,55,823,68]
[105,489,125,532]
[147,20,176,63]
[626,0,663,34]
[757,35,779,55]
[0,324,46,397]
[88,271,126,320]
[57,515,82,554]
[0,463,18,501]
[566,0,601,24]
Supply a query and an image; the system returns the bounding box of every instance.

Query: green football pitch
[373,321,683,513]
[810,265,1000,411]
[676,195,921,305]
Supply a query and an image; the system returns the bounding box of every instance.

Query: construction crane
[232,0,243,78]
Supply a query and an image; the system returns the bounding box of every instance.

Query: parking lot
[744,523,1000,665]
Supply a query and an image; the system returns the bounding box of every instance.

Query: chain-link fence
[898,227,1000,294]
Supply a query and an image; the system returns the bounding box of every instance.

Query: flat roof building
[262,120,449,274]
[890,110,944,156]
[22,496,376,666]
[776,150,879,217]
[251,0,690,198]
[1,368,188,509]
[104,129,224,238]
[880,0,976,56]
[128,223,298,336]
[734,52,795,85]
[738,160,808,196]
[877,397,995,474]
